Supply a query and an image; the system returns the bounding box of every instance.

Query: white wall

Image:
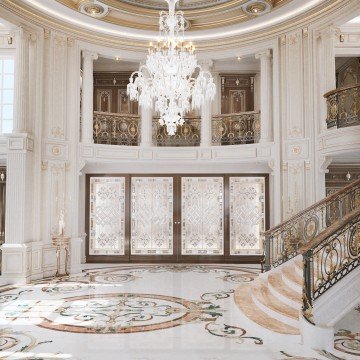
[0,4,359,283]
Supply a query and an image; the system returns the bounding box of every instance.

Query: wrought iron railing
[153,116,201,146]
[93,111,140,146]
[324,84,360,129]
[93,111,261,147]
[302,208,360,323]
[212,111,260,145]
[263,178,360,271]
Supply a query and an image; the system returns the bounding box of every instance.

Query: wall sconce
[345,171,351,181]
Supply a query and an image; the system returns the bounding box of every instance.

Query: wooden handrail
[94,111,139,118]
[263,178,360,236]
[323,83,360,98]
[212,111,260,119]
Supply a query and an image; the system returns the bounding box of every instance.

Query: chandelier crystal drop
[127,0,216,136]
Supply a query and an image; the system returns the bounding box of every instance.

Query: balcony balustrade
[212,112,260,145]
[93,111,140,146]
[324,84,360,129]
[153,116,201,147]
[93,111,261,147]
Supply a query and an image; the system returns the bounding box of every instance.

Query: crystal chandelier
[127,0,216,136]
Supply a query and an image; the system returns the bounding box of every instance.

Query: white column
[1,26,37,283]
[317,27,336,133]
[255,49,273,143]
[200,60,213,147]
[13,27,30,133]
[81,50,98,143]
[140,106,153,147]
[211,72,221,115]
[254,73,261,112]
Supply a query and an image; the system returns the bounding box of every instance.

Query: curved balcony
[93,111,260,147]
[324,84,360,129]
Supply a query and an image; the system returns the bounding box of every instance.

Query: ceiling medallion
[78,0,109,18]
[242,0,273,16]
[127,0,216,135]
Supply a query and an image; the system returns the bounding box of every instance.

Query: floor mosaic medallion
[39,293,221,334]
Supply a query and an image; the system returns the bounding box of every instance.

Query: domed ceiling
[57,0,290,31]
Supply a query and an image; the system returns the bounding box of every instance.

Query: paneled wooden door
[86,174,268,263]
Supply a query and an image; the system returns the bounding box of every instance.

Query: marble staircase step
[281,265,303,292]
[294,259,303,277]
[234,284,300,335]
[267,272,302,309]
[251,278,299,328]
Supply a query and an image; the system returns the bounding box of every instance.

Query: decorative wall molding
[42,139,69,162]
[80,143,274,163]
[318,125,360,156]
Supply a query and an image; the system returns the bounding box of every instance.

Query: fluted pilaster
[5,135,34,244]
[13,28,30,133]
[255,49,273,142]
[81,50,98,143]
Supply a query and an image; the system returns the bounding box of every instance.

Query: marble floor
[0,264,357,360]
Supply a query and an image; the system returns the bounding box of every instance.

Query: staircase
[234,178,360,336]
[235,257,302,335]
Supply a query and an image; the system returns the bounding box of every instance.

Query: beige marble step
[267,272,302,306]
[252,278,299,322]
[234,284,300,335]
[294,257,303,270]
[281,265,303,290]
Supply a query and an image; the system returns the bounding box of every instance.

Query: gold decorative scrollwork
[93,111,139,146]
[153,117,201,147]
[212,112,260,145]
[324,84,360,129]
[264,179,360,269]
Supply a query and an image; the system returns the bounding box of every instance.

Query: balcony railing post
[302,249,314,323]
[264,233,272,271]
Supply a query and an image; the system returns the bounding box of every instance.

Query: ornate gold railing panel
[324,84,360,129]
[212,112,260,145]
[302,207,360,323]
[263,178,360,271]
[93,111,140,146]
[93,111,261,147]
[153,116,201,147]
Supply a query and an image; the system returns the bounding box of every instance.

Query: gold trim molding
[0,0,356,52]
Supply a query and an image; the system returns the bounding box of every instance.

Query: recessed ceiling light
[78,1,109,19]
[242,0,272,16]
[237,56,241,61]
[115,56,120,62]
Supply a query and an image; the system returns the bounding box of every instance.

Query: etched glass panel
[89,177,125,255]
[131,177,173,255]
[181,177,224,255]
[230,177,265,255]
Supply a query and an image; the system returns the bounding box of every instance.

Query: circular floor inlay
[39,293,207,334]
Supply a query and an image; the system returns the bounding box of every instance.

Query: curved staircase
[234,257,303,335]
